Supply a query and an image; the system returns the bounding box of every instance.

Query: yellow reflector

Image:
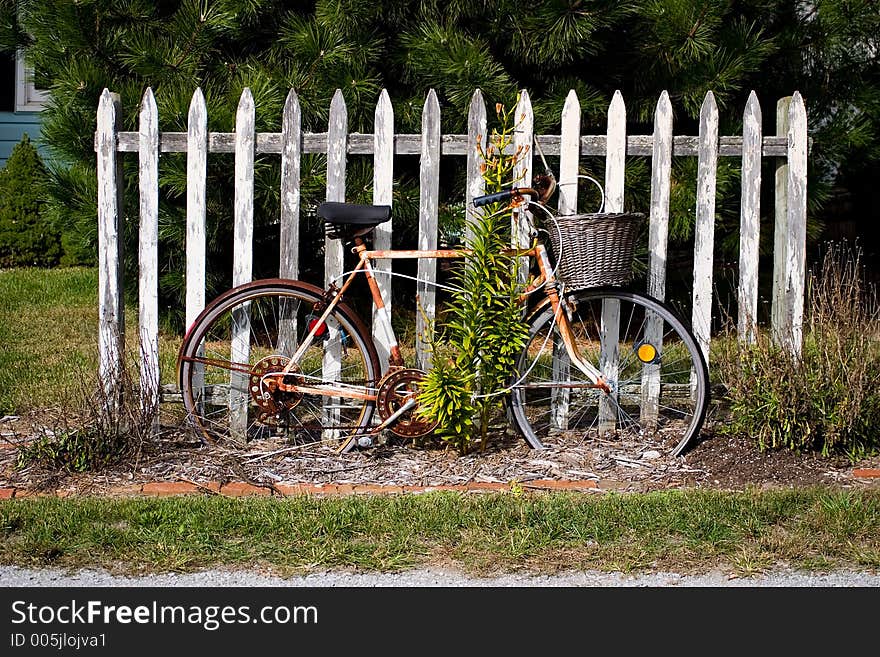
[637,343,657,363]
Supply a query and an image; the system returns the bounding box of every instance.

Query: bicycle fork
[533,245,611,394]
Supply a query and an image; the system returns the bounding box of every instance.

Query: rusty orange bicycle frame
[276,203,610,403]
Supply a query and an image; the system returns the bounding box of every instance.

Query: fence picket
[185,89,207,331]
[280,89,301,281]
[96,89,124,405]
[138,88,159,423]
[557,90,580,215]
[647,91,673,302]
[233,89,256,288]
[642,91,674,425]
[550,90,580,432]
[184,89,208,416]
[692,91,719,369]
[512,90,534,250]
[513,90,534,290]
[373,89,394,372]
[416,90,441,371]
[739,91,762,344]
[465,90,487,243]
[598,90,627,433]
[771,96,792,350]
[604,91,626,212]
[324,89,348,436]
[278,89,301,356]
[784,93,808,356]
[229,88,256,436]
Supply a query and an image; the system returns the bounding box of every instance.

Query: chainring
[375,368,437,438]
[249,355,303,423]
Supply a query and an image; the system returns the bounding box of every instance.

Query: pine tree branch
[687,3,710,40]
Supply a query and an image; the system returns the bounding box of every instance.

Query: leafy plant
[715,242,880,461]
[417,103,529,454]
[0,134,60,267]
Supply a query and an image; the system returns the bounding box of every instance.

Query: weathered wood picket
[95,86,809,415]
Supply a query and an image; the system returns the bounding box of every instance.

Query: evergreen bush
[0,134,60,267]
[1,1,878,326]
[0,0,876,473]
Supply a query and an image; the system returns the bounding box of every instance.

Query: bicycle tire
[509,287,709,456]
[177,279,380,451]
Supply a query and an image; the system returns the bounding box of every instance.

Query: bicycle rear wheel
[177,279,380,451]
[509,288,709,456]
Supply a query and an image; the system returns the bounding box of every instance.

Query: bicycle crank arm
[368,395,418,434]
[334,395,418,455]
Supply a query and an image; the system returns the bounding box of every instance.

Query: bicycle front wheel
[177,279,380,451]
[509,288,709,456]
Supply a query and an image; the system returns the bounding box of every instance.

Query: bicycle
[176,174,710,458]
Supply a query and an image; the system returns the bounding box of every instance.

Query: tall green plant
[417,104,529,454]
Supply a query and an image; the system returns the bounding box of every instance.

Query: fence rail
[94,86,809,413]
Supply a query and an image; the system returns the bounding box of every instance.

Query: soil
[2,411,878,496]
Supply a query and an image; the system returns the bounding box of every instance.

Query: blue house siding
[0,111,43,166]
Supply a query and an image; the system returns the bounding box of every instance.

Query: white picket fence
[94,86,808,409]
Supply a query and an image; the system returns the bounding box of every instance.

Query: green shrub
[716,243,880,460]
[19,426,127,473]
[0,134,60,267]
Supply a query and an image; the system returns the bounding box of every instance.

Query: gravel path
[3,565,879,587]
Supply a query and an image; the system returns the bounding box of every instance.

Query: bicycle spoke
[179,282,379,450]
[510,288,709,455]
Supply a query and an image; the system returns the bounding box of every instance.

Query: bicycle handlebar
[472,187,539,208]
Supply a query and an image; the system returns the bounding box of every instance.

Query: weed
[16,341,160,473]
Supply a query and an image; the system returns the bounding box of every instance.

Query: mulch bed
[2,412,878,497]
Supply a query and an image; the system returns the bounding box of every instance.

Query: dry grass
[715,243,880,459]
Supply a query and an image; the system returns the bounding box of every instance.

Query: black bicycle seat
[318,202,392,241]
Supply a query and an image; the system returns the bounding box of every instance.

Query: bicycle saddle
[319,202,391,241]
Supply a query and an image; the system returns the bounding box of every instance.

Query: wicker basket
[546,212,645,290]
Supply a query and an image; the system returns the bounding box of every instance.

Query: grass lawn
[0,267,180,414]
[1,489,879,577]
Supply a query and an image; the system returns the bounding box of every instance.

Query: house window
[14,49,46,112]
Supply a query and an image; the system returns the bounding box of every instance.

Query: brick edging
[0,478,600,499]
[852,468,880,480]
[2,470,878,499]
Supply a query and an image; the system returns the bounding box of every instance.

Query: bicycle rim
[509,288,709,456]
[178,281,379,450]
